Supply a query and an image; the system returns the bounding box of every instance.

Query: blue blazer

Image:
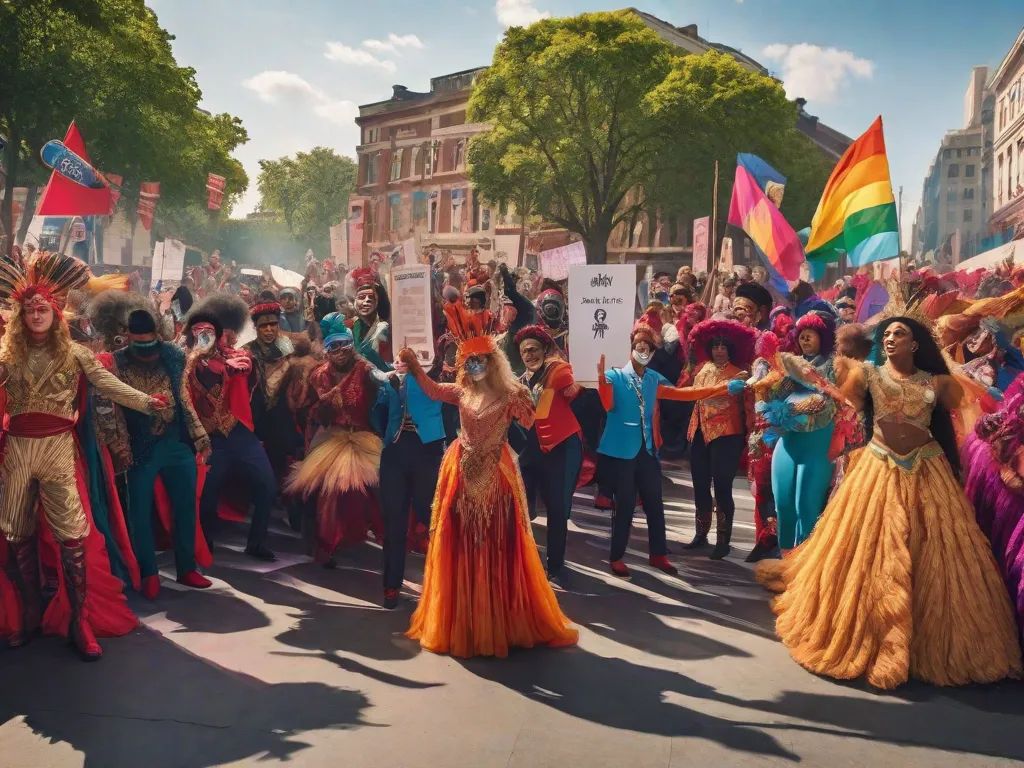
[597,364,669,460]
[381,375,446,446]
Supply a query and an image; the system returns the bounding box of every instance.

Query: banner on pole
[567,264,636,386]
[390,264,434,365]
[206,173,226,211]
[692,216,710,273]
[137,182,160,231]
[539,240,586,281]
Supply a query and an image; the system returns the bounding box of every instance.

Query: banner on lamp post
[137,181,160,230]
[206,173,226,211]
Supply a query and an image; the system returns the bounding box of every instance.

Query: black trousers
[602,443,668,561]
[689,429,745,540]
[522,433,583,574]
[379,431,444,591]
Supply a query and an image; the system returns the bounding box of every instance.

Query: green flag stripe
[806,203,898,263]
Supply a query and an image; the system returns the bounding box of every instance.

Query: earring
[912,344,919,351]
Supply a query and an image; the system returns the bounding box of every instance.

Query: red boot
[649,555,678,576]
[610,559,631,578]
[177,571,212,589]
[141,574,161,600]
[59,540,102,661]
[2,539,42,648]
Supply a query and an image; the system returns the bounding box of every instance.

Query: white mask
[196,332,216,353]
[632,350,651,367]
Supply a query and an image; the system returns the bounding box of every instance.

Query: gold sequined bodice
[867,364,936,432]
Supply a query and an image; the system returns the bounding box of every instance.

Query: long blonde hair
[0,305,73,367]
[455,344,526,400]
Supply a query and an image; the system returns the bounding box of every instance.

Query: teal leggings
[771,424,834,549]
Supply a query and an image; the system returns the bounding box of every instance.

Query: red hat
[515,324,557,350]
[688,318,758,369]
[350,266,378,292]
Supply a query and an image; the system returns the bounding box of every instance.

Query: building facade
[991,26,1024,236]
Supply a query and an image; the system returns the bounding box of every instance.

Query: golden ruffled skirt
[407,439,578,658]
[757,441,1022,690]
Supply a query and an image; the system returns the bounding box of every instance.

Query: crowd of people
[2,239,1024,693]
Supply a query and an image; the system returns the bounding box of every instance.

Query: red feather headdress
[443,293,498,359]
[0,250,127,314]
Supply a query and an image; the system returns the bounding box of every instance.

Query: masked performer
[758,313,1022,689]
[681,319,757,560]
[347,266,392,370]
[598,320,741,575]
[0,252,170,659]
[403,301,578,658]
[516,325,583,585]
[286,317,383,568]
[732,282,773,332]
[186,294,278,562]
[108,309,213,598]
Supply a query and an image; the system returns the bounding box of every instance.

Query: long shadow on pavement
[0,627,372,768]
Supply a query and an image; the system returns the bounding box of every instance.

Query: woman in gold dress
[758,315,1021,690]
[401,300,578,659]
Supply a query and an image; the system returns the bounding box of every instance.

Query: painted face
[356,288,377,318]
[256,315,280,346]
[882,322,914,360]
[711,342,730,366]
[22,297,55,336]
[631,340,654,367]
[465,355,488,381]
[731,297,758,328]
[798,328,821,357]
[280,293,298,313]
[519,338,546,373]
[192,323,217,353]
[326,339,355,367]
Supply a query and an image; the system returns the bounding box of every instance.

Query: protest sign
[330,222,349,265]
[692,216,710,273]
[390,264,434,364]
[151,238,186,286]
[568,264,635,386]
[539,241,586,281]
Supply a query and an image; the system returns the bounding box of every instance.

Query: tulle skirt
[757,440,1021,690]
[407,439,578,658]
[962,434,1024,648]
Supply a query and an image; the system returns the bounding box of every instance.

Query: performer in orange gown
[402,300,578,658]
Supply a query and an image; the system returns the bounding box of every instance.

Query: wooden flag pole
[700,160,720,305]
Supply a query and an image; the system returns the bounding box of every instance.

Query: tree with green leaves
[255,147,358,258]
[469,10,830,264]
[1,0,248,256]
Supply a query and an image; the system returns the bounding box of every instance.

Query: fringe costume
[757,361,1021,689]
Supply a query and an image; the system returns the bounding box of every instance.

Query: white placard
[390,264,434,365]
[270,264,304,289]
[151,238,186,287]
[539,240,587,281]
[568,264,636,386]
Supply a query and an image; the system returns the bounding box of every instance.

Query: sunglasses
[326,341,354,353]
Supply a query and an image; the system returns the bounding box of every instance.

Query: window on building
[390,149,403,182]
[966,164,975,177]
[409,146,420,178]
[412,191,427,221]
[947,188,958,202]
[943,148,952,159]
[964,187,975,200]
[947,210,956,223]
[431,142,441,176]
[481,207,491,231]
[964,209,973,223]
[948,164,959,178]
[454,140,466,171]
[1010,153,1014,198]
[451,188,467,233]
[365,153,378,184]
[956,148,962,158]
[424,143,434,178]
[365,127,380,144]
[429,195,438,233]
[390,194,402,231]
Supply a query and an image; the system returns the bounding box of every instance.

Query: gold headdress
[0,250,127,314]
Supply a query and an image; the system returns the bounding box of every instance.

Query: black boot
[684,508,712,549]
[2,539,42,648]
[744,540,773,563]
[710,508,733,560]
[60,540,102,661]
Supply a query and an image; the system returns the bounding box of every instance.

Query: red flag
[206,173,226,211]
[104,173,123,214]
[137,181,160,231]
[36,123,113,217]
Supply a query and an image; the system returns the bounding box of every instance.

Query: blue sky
[147,0,1023,247]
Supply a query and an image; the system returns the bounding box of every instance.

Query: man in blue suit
[377,355,446,609]
[597,321,730,579]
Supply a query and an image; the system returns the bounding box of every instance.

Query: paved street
[2,465,1023,768]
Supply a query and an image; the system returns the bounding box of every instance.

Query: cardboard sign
[567,264,636,386]
[330,222,349,266]
[390,264,434,365]
[692,216,710,273]
[539,241,586,281]
[151,238,186,285]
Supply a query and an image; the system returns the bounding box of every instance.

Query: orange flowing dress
[406,375,579,658]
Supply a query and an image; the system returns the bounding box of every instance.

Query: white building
[991,26,1024,235]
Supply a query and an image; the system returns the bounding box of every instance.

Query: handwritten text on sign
[568,264,636,386]
[539,240,587,281]
[390,265,435,364]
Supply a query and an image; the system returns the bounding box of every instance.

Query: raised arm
[657,363,745,402]
[398,347,461,405]
[499,264,536,329]
[597,355,613,411]
[72,345,163,414]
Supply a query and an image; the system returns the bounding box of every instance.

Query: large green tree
[1,0,248,255]
[469,10,830,264]
[255,147,357,257]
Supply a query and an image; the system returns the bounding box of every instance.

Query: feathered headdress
[443,293,497,359]
[0,250,127,313]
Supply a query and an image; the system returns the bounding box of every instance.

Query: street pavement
[2,463,1023,768]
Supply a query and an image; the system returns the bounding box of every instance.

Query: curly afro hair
[84,290,162,349]
[186,291,250,334]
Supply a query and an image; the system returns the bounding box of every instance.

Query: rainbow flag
[806,116,899,267]
[727,155,804,282]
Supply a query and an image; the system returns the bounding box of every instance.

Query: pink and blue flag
[728,155,804,285]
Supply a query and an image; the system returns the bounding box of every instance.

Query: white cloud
[242,71,355,126]
[495,0,549,28]
[324,41,397,72]
[762,43,873,103]
[362,33,425,53]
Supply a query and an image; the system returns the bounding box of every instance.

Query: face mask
[196,332,216,352]
[131,339,160,354]
[632,350,651,367]
[465,358,487,380]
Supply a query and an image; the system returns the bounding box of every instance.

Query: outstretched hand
[398,347,419,368]
[597,354,606,379]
